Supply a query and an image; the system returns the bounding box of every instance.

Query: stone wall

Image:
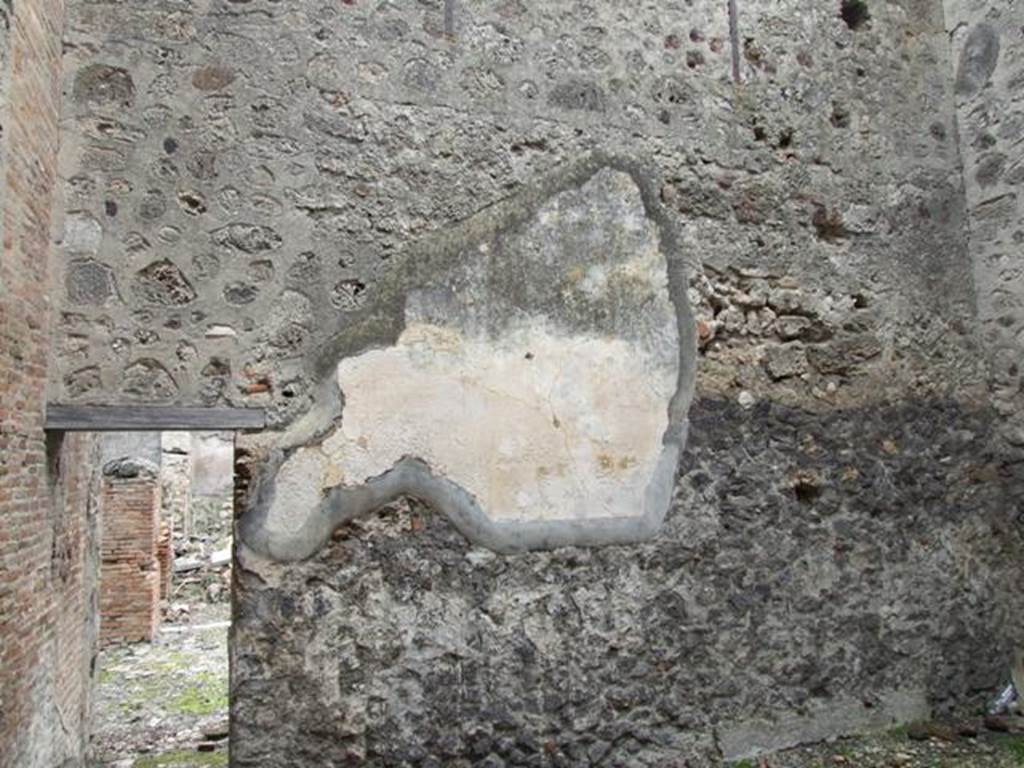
[99,470,163,645]
[233,399,1022,765]
[54,0,978,420]
[49,0,1024,763]
[0,0,100,763]
[228,0,1020,762]
[945,0,1024,451]
[158,518,173,602]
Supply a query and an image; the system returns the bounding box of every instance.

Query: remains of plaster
[241,166,695,560]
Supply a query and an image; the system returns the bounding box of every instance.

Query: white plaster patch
[264,315,679,535]
[313,320,677,523]
[253,167,691,553]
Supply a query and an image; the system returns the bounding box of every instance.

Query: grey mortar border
[237,154,698,561]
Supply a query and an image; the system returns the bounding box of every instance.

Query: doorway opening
[86,430,235,768]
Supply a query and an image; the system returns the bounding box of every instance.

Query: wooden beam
[45,405,266,432]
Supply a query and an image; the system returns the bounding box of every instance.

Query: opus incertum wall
[240,162,696,560]
[945,0,1024,456]
[54,0,1024,764]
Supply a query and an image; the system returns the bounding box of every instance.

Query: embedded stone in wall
[955,23,1000,96]
[133,260,196,306]
[192,64,235,92]
[66,259,117,305]
[242,166,695,560]
[72,63,134,107]
[64,365,101,399]
[122,358,178,400]
[211,223,283,253]
[63,211,103,255]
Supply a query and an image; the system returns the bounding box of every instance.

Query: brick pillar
[99,471,162,645]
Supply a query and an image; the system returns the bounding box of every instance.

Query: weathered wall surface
[0,0,102,764]
[161,430,192,538]
[944,0,1024,451]
[52,0,1024,763]
[56,0,977,418]
[233,400,1021,765]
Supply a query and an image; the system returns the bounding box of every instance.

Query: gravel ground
[86,601,1022,767]
[760,719,1024,768]
[87,604,229,768]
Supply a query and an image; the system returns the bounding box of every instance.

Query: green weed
[134,750,228,768]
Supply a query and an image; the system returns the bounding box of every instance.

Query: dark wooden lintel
[45,405,266,432]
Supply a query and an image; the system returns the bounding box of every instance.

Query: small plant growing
[171,672,228,717]
[134,750,228,768]
[1003,736,1024,766]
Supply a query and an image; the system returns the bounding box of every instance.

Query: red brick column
[100,476,162,645]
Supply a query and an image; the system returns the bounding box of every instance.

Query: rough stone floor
[87,605,229,768]
[86,601,1023,767]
